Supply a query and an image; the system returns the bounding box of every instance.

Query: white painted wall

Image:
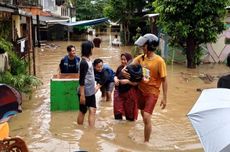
[41,0,56,12]
[40,0,71,18]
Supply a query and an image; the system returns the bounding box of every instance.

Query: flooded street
[8,34,229,152]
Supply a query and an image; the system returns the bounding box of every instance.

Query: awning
[58,18,109,27]
[38,16,69,23]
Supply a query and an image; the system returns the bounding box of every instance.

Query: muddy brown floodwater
[8,34,229,152]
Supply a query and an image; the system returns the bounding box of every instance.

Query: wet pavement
[8,34,229,152]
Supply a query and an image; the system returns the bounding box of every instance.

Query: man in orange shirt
[124,33,168,142]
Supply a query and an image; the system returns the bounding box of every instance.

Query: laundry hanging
[0,52,10,73]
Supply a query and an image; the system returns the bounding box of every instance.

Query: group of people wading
[59,33,168,143]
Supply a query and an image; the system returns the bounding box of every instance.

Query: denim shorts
[100,82,115,93]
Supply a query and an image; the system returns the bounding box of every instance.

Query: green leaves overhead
[75,0,109,20]
[154,0,228,68]
[103,0,148,22]
[154,0,227,44]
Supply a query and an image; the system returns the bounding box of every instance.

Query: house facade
[205,8,230,63]
[0,0,34,74]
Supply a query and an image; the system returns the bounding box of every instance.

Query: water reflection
[8,33,230,152]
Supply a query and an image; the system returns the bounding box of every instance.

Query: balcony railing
[19,0,41,7]
[0,0,16,5]
[0,0,41,7]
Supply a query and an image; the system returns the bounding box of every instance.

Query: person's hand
[80,95,86,105]
[95,85,100,93]
[142,77,150,83]
[121,67,130,79]
[114,79,119,86]
[160,98,167,109]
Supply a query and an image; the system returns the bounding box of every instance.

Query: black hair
[67,45,75,52]
[81,41,94,57]
[141,38,159,61]
[227,53,230,67]
[93,58,103,67]
[146,39,159,51]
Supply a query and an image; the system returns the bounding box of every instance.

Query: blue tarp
[58,18,109,27]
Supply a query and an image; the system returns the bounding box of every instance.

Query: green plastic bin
[50,74,79,111]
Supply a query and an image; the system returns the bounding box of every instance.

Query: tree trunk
[127,25,130,44]
[186,37,196,68]
[123,23,129,45]
[122,24,126,45]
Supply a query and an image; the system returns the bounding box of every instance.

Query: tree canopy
[104,0,154,44]
[154,0,228,68]
[75,0,109,20]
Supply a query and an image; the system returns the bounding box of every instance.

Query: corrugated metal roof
[58,18,108,27]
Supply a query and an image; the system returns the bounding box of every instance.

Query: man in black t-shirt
[217,53,230,89]
[59,45,80,73]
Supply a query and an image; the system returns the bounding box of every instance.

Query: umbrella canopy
[187,88,230,152]
[0,84,22,123]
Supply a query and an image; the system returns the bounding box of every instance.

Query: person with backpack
[93,58,115,101]
[59,45,80,73]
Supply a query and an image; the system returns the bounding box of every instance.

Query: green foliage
[0,37,12,53]
[154,0,227,45]
[0,72,42,94]
[167,45,186,64]
[104,0,148,23]
[104,0,127,22]
[0,38,27,75]
[154,0,228,67]
[227,0,230,5]
[194,46,204,65]
[132,27,142,42]
[0,20,11,40]
[0,38,42,94]
[75,0,109,20]
[131,27,142,57]
[104,0,153,44]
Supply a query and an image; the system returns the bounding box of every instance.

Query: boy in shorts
[77,41,96,127]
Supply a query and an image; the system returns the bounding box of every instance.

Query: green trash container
[50,74,79,111]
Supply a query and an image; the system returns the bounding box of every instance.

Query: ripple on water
[9,36,226,152]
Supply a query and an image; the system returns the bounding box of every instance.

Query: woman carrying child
[113,53,142,121]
